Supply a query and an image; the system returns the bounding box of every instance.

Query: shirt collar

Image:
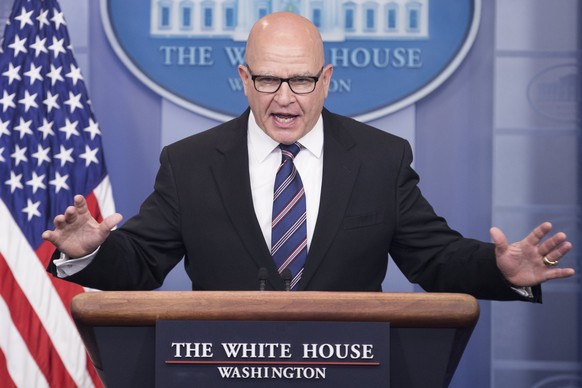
[247,111,324,163]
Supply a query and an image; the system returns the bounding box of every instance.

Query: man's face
[238,41,332,145]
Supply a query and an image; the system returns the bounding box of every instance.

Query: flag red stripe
[39,242,86,313]
[86,191,105,223]
[0,348,17,388]
[85,349,104,388]
[0,253,76,387]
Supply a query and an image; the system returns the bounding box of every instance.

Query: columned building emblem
[102,0,479,121]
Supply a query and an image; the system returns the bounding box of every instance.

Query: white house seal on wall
[102,0,479,121]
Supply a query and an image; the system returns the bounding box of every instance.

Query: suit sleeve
[389,141,541,302]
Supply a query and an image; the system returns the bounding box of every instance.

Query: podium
[71,291,479,387]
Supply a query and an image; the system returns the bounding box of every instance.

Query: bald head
[245,12,325,67]
[238,12,332,145]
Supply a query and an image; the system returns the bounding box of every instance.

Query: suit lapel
[211,112,285,290]
[211,109,360,290]
[299,110,360,290]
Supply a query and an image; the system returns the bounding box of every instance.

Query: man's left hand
[491,222,575,287]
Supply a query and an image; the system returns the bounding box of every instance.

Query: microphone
[281,268,292,291]
[257,267,268,291]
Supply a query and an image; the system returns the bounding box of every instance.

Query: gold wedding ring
[543,256,559,266]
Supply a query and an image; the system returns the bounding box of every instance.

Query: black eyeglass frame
[246,65,325,94]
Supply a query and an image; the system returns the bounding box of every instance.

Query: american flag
[0,0,114,386]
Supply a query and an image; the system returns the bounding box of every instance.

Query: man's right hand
[42,194,123,259]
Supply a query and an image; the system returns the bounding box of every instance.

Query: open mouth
[272,113,298,124]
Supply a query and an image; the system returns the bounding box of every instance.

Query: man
[43,12,574,298]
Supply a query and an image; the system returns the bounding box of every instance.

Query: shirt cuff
[511,286,534,299]
[53,247,100,278]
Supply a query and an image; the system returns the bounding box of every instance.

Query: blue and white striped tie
[271,143,307,290]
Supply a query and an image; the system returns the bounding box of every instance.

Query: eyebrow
[246,65,320,78]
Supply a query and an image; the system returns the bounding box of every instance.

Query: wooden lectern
[71,291,479,387]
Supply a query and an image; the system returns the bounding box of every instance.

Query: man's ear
[321,64,334,98]
[238,65,250,96]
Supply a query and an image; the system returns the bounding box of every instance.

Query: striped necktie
[271,143,307,290]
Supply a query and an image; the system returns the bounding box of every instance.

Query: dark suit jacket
[49,108,538,301]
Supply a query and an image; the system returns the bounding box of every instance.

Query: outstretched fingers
[491,222,575,286]
[42,195,123,257]
[538,233,571,262]
[524,222,552,247]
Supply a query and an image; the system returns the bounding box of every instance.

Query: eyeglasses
[247,66,324,94]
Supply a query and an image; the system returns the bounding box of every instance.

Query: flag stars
[5,171,24,193]
[64,91,83,113]
[22,199,42,221]
[0,90,16,112]
[8,35,27,57]
[53,144,74,167]
[14,7,34,29]
[26,171,47,194]
[31,144,51,167]
[43,90,60,112]
[14,117,33,139]
[83,118,102,140]
[0,119,10,137]
[59,118,79,140]
[48,36,66,58]
[2,63,22,85]
[2,2,108,236]
[46,64,64,86]
[24,63,44,85]
[66,65,83,86]
[38,118,55,139]
[49,171,70,193]
[51,10,67,30]
[18,90,39,112]
[37,8,50,28]
[11,144,28,166]
[30,36,48,57]
[80,145,100,167]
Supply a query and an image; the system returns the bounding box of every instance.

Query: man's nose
[274,81,296,104]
